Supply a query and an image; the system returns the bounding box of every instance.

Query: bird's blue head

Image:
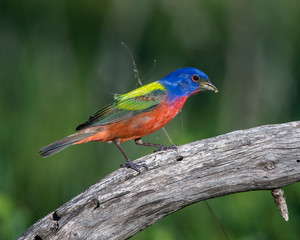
[159,67,218,102]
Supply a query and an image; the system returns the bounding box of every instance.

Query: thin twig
[204,201,230,240]
[121,42,143,86]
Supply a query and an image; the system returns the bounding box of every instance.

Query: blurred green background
[1,0,300,239]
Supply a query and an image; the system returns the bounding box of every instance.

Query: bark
[18,121,300,240]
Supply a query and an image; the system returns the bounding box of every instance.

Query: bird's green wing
[76,82,166,130]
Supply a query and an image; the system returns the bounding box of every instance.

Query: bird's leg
[135,138,177,153]
[113,139,147,172]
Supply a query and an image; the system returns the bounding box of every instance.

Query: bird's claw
[120,162,148,173]
[154,144,178,153]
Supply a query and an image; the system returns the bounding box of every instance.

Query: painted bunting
[40,67,218,172]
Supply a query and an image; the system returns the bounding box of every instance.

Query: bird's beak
[200,81,218,93]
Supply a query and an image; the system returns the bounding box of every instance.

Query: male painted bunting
[40,67,218,172]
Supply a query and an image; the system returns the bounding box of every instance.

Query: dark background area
[1,0,299,239]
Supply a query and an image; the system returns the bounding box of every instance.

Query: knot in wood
[264,161,276,170]
[92,198,100,210]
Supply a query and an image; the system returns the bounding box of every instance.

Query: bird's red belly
[75,97,188,144]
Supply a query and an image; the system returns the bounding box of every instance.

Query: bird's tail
[39,132,93,158]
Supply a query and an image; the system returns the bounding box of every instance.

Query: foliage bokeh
[1,0,300,239]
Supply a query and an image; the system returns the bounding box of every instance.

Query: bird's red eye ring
[192,75,200,82]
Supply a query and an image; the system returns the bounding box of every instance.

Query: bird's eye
[192,75,200,82]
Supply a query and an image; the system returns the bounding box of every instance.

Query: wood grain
[18,121,300,240]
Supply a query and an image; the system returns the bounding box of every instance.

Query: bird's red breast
[74,96,188,144]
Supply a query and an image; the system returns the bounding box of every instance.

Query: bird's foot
[120,161,148,173]
[154,144,178,153]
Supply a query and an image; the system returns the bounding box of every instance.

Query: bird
[39,67,218,172]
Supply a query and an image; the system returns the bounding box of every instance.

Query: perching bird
[40,67,218,172]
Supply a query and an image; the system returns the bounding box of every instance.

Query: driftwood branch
[19,121,300,240]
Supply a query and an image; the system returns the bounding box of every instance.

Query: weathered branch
[19,121,300,240]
